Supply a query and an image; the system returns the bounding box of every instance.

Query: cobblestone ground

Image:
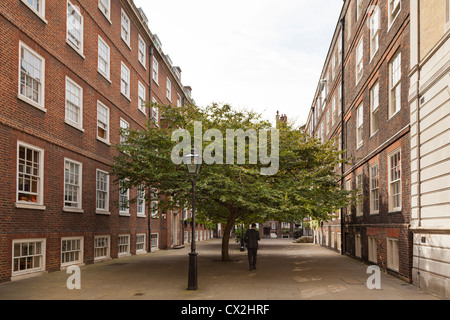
[0,238,441,301]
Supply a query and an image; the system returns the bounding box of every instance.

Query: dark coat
[245,228,260,249]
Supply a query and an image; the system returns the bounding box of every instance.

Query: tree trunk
[221,211,240,261]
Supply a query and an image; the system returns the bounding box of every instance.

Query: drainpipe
[340,16,346,256]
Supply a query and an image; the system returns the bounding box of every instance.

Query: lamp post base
[187,252,198,290]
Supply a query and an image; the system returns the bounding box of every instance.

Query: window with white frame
[137,185,145,216]
[338,31,342,65]
[321,82,327,111]
[387,238,399,271]
[136,234,146,253]
[389,150,401,212]
[138,35,146,67]
[388,0,401,27]
[166,77,172,101]
[17,142,44,205]
[356,104,363,148]
[22,0,46,21]
[320,122,324,144]
[94,236,110,260]
[356,0,363,21]
[12,239,45,276]
[151,188,158,218]
[370,163,379,214]
[118,235,130,256]
[19,42,45,110]
[151,233,159,249]
[370,81,379,136]
[96,169,109,213]
[121,62,130,99]
[338,83,342,116]
[65,77,83,129]
[326,110,330,135]
[97,101,109,143]
[368,236,377,263]
[121,9,130,47]
[355,234,362,258]
[370,6,380,59]
[447,0,450,25]
[98,36,110,80]
[346,179,352,215]
[64,159,82,210]
[61,237,83,267]
[331,52,336,80]
[119,180,129,215]
[331,95,336,126]
[138,81,146,114]
[389,52,401,118]
[152,58,159,84]
[356,38,363,83]
[338,135,342,168]
[67,1,84,54]
[119,118,129,145]
[152,98,159,126]
[177,94,182,108]
[98,0,110,20]
[356,173,363,216]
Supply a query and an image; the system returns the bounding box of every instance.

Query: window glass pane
[67,2,82,50]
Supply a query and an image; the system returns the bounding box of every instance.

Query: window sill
[95,210,111,215]
[387,110,400,122]
[65,119,85,133]
[11,270,47,282]
[60,262,85,270]
[97,137,111,146]
[63,207,84,214]
[139,60,147,70]
[98,70,112,84]
[21,0,48,24]
[15,202,46,210]
[94,257,111,263]
[119,212,130,217]
[66,40,85,59]
[138,108,147,117]
[137,214,146,218]
[118,253,131,258]
[17,94,47,113]
[121,92,131,102]
[98,8,112,24]
[122,37,132,51]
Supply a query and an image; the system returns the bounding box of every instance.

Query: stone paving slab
[0,238,442,301]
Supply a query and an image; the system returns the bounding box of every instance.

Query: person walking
[244,223,260,271]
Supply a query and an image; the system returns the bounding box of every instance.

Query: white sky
[134,0,344,126]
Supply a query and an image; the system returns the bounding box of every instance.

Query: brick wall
[0,0,190,282]
[312,0,413,281]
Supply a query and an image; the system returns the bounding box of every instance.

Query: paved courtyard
[0,238,441,300]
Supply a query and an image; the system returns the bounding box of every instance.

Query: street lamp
[183,149,202,290]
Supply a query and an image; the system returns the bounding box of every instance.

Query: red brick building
[305,0,412,281]
[0,0,196,282]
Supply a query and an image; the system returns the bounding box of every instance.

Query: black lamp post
[184,149,202,291]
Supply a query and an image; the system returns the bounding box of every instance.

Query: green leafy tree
[111,102,351,261]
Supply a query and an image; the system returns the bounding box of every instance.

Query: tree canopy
[111,102,351,261]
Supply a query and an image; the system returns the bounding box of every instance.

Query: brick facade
[0,0,197,282]
[305,0,412,281]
